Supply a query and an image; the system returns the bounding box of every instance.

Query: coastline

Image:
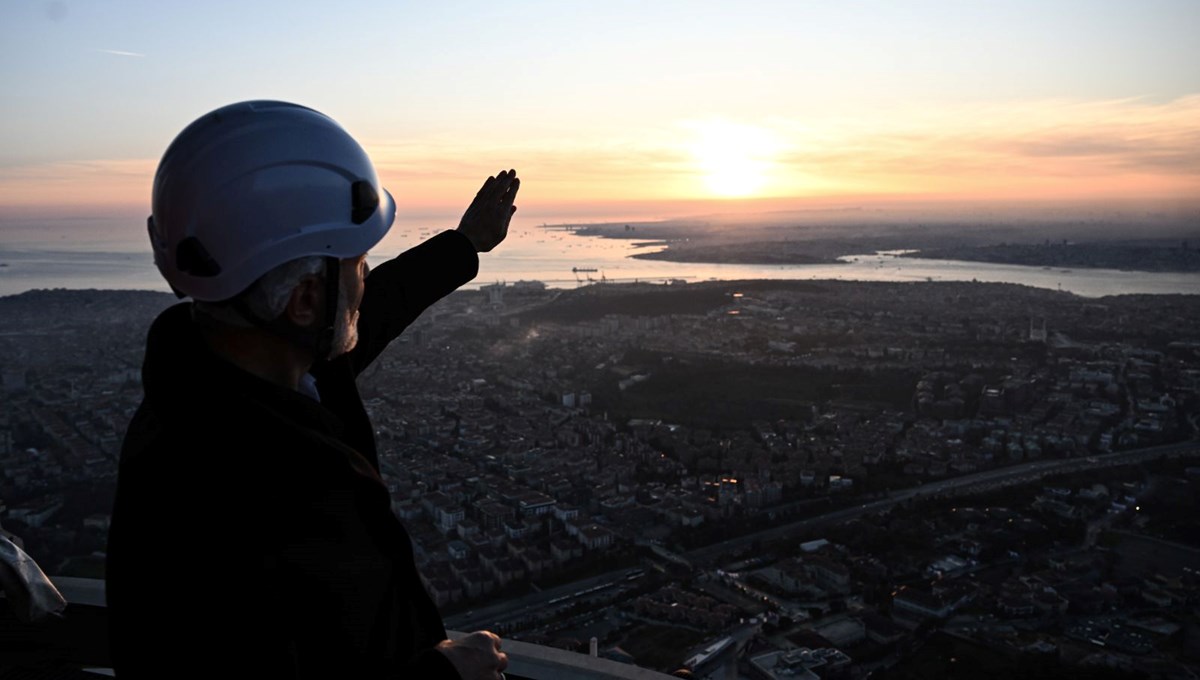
[898,242,1200,274]
[628,242,841,266]
[561,221,1200,273]
[5,225,1200,299]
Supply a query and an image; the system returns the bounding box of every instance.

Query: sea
[2,215,1199,299]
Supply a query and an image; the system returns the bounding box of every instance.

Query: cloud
[767,95,1200,198]
[98,49,146,58]
[1006,132,1200,175]
[4,96,1196,217]
[365,135,695,207]
[365,95,1200,206]
[0,159,154,209]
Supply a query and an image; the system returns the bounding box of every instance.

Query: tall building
[1029,317,1048,343]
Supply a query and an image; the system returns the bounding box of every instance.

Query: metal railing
[0,578,676,680]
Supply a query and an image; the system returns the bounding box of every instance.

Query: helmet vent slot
[351,180,379,224]
[175,237,222,277]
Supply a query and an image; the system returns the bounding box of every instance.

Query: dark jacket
[107,230,478,679]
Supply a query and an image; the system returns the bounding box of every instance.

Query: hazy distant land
[899,240,1200,273]
[568,207,1200,272]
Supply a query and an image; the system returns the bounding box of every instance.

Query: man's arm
[346,169,520,376]
[347,229,478,375]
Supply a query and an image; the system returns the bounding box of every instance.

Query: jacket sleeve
[401,648,463,679]
[347,229,479,376]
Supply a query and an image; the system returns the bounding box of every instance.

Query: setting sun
[686,120,782,199]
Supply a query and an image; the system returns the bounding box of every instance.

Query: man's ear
[284,275,324,328]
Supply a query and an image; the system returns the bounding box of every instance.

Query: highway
[445,441,1197,632]
[687,440,1198,564]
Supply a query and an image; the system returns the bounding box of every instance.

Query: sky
[1,0,1198,237]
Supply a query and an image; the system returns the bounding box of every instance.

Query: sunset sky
[2,0,1198,232]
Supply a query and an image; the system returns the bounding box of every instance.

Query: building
[748,647,852,680]
[576,523,615,551]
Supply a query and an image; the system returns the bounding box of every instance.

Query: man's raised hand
[457,169,520,253]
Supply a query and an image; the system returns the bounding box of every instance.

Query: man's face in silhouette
[329,254,368,359]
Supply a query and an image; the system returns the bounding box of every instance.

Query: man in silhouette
[107,101,517,679]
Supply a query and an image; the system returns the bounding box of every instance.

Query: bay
[2,221,1199,299]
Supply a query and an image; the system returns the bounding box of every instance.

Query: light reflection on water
[2,222,1199,299]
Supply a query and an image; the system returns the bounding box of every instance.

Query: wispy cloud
[4,96,1196,217]
[367,135,694,206]
[97,49,145,58]
[0,159,154,209]
[757,95,1200,199]
[362,95,1200,206]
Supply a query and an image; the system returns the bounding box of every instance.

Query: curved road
[447,441,1198,631]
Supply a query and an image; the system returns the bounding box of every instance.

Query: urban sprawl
[2,278,1198,678]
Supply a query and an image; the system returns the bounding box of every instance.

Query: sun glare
[687,120,781,198]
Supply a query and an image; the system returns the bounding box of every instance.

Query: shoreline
[560,222,1200,274]
[632,244,1200,272]
[5,279,1200,306]
[5,226,1200,298]
[628,246,842,266]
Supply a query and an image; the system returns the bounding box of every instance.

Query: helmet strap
[217,256,341,360]
[314,256,341,360]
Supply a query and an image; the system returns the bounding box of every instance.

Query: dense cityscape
[2,278,1198,678]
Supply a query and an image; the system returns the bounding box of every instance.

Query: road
[446,441,1197,631]
[685,440,1197,565]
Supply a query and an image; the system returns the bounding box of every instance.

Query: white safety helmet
[148,100,395,301]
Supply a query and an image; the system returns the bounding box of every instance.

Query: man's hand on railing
[436,630,509,680]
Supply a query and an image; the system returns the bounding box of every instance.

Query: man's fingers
[501,177,520,211]
[459,170,518,253]
[475,171,511,204]
[472,173,501,201]
[478,170,517,199]
[472,630,501,647]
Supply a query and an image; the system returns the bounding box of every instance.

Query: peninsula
[566,207,1200,272]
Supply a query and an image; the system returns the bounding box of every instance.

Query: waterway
[2,220,1198,298]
